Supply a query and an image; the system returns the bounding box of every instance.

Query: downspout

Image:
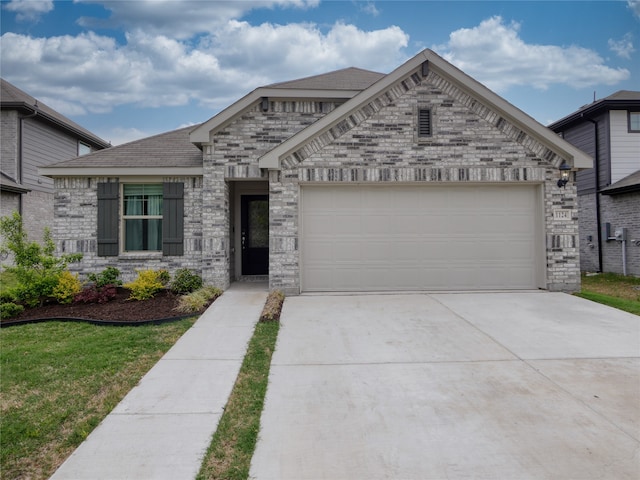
[585,117,602,272]
[19,106,38,216]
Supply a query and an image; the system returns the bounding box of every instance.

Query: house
[548,91,640,277]
[1,78,111,243]
[40,49,592,294]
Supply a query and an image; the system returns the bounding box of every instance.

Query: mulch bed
[1,288,209,327]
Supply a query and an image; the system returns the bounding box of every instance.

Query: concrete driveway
[250,292,640,480]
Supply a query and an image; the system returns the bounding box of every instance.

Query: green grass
[577,272,640,315]
[0,269,19,297]
[197,321,280,480]
[0,318,195,480]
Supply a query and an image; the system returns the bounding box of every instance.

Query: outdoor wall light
[557,162,571,188]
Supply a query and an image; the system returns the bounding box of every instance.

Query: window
[629,112,640,132]
[418,108,432,137]
[123,184,163,251]
[78,142,91,156]
[97,181,184,256]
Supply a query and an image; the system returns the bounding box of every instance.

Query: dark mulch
[2,288,208,325]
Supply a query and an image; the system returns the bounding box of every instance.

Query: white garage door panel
[301,185,540,292]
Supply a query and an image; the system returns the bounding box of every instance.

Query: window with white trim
[122,184,163,251]
[78,142,91,156]
[629,112,640,132]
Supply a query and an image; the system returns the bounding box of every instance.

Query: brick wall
[53,176,204,282]
[267,69,580,293]
[600,192,640,276]
[577,193,600,272]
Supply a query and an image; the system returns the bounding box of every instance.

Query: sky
[1,0,638,146]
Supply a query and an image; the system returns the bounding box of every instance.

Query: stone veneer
[264,68,579,294]
[53,176,203,282]
[52,66,582,293]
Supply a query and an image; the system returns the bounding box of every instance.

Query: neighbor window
[629,112,640,132]
[78,142,91,156]
[418,108,432,137]
[122,184,163,251]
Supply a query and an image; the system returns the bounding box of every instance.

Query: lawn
[0,318,195,480]
[577,272,640,315]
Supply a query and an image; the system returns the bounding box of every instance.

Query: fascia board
[259,53,428,169]
[189,87,360,145]
[39,166,203,177]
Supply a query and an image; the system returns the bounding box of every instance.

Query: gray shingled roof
[1,78,111,148]
[601,169,640,195]
[266,67,385,91]
[548,89,640,129]
[46,125,203,169]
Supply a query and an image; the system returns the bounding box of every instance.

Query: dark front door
[241,195,269,275]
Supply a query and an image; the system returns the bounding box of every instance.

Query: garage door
[301,184,541,291]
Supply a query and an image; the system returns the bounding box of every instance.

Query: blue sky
[1,0,638,145]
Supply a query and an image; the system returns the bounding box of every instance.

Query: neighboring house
[41,49,592,294]
[549,91,640,277]
[1,78,111,243]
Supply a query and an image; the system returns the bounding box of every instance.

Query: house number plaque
[553,209,572,220]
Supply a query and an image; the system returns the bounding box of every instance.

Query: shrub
[74,284,117,304]
[124,269,165,301]
[170,268,203,294]
[87,266,122,287]
[0,302,24,319]
[52,271,82,304]
[174,286,222,313]
[259,290,285,322]
[158,269,171,286]
[0,212,82,307]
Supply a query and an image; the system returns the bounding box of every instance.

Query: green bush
[158,269,171,286]
[174,286,222,313]
[0,213,81,307]
[170,268,203,294]
[124,269,165,301]
[52,271,82,304]
[87,266,122,287]
[0,302,24,319]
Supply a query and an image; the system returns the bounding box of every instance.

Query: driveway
[250,292,640,480]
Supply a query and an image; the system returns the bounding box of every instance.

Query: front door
[241,195,269,275]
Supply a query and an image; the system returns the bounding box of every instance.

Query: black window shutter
[418,109,432,137]
[162,182,184,256]
[97,182,119,256]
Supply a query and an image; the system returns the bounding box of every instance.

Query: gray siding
[22,118,78,193]
[562,113,610,195]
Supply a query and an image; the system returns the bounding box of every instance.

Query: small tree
[0,212,82,307]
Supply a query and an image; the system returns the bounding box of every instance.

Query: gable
[259,49,592,171]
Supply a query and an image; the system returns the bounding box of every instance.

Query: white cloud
[0,18,408,117]
[76,0,320,39]
[4,0,53,22]
[434,16,630,92]
[359,2,380,16]
[609,33,635,59]
[628,0,640,19]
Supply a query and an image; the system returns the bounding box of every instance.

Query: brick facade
[48,56,584,293]
[265,69,579,293]
[600,192,640,276]
[53,176,204,282]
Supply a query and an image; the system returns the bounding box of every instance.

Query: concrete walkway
[251,292,640,480]
[50,282,268,480]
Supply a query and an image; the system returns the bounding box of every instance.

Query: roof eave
[39,166,203,177]
[2,102,110,149]
[189,87,361,145]
[549,99,640,131]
